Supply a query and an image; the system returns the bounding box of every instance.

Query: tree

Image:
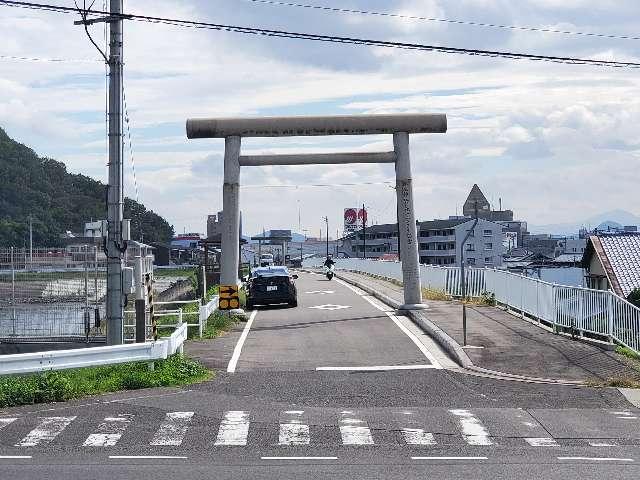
[627,288,640,308]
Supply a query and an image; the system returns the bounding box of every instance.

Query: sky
[1,0,640,238]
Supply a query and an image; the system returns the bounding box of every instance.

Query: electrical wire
[1,0,639,69]
[241,0,640,42]
[0,54,100,62]
[122,85,140,205]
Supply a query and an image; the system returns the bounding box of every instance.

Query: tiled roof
[599,234,640,297]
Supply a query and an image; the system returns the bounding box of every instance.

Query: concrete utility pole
[325,216,329,258]
[460,201,478,346]
[362,204,366,259]
[106,0,125,345]
[28,215,33,267]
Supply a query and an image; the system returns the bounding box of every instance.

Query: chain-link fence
[0,246,106,341]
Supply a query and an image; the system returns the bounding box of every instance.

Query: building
[582,233,640,297]
[419,218,505,267]
[340,223,399,259]
[463,184,514,222]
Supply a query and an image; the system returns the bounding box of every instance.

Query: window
[484,243,493,250]
[466,243,475,251]
[485,256,493,264]
[483,229,492,237]
[467,258,476,265]
[467,229,475,237]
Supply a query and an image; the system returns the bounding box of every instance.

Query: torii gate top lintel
[186,113,447,139]
[185,113,448,312]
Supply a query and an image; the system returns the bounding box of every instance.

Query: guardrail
[325,258,640,355]
[0,322,188,376]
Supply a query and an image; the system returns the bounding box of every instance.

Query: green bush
[627,288,640,308]
[0,355,210,408]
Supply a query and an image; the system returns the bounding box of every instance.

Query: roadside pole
[459,202,478,346]
[105,0,125,345]
[134,256,145,342]
[362,203,366,259]
[325,216,329,258]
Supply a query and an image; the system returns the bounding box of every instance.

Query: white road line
[339,411,374,445]
[360,292,443,369]
[279,411,310,446]
[402,428,437,446]
[557,457,633,462]
[150,412,194,446]
[227,310,257,373]
[83,414,133,447]
[215,411,250,446]
[316,365,436,371]
[0,418,17,430]
[525,437,559,447]
[335,278,366,296]
[589,441,618,447]
[261,457,338,460]
[616,416,638,419]
[412,456,488,460]
[0,456,32,459]
[109,456,188,459]
[449,409,493,446]
[16,416,76,447]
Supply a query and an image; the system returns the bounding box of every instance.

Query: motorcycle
[325,264,335,280]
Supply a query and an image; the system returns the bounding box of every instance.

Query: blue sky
[1,0,639,237]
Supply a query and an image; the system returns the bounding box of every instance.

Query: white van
[259,253,274,267]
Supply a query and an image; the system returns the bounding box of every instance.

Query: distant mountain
[529,209,640,235]
[0,127,174,247]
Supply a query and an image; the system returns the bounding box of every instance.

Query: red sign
[344,208,367,233]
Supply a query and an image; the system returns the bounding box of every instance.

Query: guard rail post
[552,285,559,334]
[607,292,614,343]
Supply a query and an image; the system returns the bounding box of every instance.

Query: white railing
[198,295,219,337]
[327,258,640,354]
[0,322,188,376]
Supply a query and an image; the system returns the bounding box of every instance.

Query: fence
[1,246,154,342]
[324,258,640,355]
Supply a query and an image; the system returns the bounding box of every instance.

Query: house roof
[553,253,583,264]
[583,233,640,297]
[419,218,470,230]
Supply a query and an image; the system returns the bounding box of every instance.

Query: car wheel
[289,299,298,308]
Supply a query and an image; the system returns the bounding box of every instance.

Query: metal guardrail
[0,323,188,376]
[327,258,640,355]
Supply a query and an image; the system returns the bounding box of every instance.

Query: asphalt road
[1,272,639,479]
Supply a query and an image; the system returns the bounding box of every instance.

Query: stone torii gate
[186,114,447,311]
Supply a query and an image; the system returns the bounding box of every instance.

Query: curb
[332,270,584,386]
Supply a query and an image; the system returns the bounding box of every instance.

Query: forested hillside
[0,127,174,247]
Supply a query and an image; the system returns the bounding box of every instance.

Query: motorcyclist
[323,256,335,269]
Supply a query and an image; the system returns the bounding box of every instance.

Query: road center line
[316,365,436,371]
[109,456,188,459]
[261,457,338,460]
[412,456,488,460]
[227,310,257,373]
[557,457,634,462]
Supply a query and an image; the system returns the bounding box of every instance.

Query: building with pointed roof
[582,233,640,297]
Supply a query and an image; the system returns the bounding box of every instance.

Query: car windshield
[251,266,290,278]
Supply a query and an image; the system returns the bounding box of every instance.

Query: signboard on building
[344,208,368,234]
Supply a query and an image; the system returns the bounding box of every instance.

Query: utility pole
[106,0,125,345]
[325,216,329,258]
[362,203,366,259]
[28,215,33,267]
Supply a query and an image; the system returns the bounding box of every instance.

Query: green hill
[0,127,174,247]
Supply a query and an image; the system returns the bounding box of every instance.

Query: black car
[245,266,298,309]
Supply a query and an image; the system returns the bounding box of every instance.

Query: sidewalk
[338,270,640,382]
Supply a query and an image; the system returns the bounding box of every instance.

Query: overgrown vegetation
[0,355,211,408]
[616,345,640,361]
[0,127,174,246]
[200,311,239,339]
[627,288,640,308]
[586,377,640,389]
[421,287,451,301]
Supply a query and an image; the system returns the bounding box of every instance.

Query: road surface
[0,272,639,479]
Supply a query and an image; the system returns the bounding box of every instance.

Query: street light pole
[362,203,366,259]
[460,202,478,346]
[325,216,329,258]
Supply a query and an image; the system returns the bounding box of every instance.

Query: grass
[422,287,451,301]
[0,355,212,408]
[585,377,640,389]
[615,345,640,361]
[153,267,198,278]
[199,311,240,339]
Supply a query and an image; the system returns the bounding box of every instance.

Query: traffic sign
[219,285,240,310]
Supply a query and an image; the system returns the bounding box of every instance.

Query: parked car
[245,266,298,309]
[259,253,274,267]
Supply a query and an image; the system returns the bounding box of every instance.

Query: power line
[242,0,640,42]
[1,0,639,69]
[0,53,100,62]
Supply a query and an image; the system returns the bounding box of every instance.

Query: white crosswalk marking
[279,411,310,445]
[83,414,133,447]
[402,428,437,446]
[339,411,374,445]
[449,409,493,446]
[0,418,18,431]
[150,412,194,446]
[16,416,76,447]
[215,411,250,446]
[525,437,559,447]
